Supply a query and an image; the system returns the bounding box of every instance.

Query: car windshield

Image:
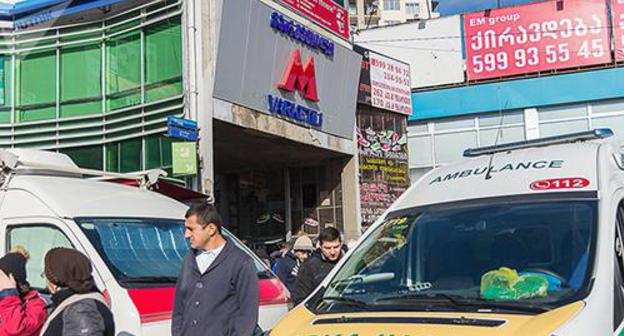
[311,198,596,314]
[76,218,272,286]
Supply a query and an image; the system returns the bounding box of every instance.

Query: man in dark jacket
[172,203,259,336]
[292,227,344,305]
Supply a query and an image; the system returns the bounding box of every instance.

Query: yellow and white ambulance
[269,129,624,336]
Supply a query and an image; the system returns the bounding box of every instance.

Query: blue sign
[167,126,198,141]
[167,116,198,131]
[270,12,335,57]
[266,94,323,128]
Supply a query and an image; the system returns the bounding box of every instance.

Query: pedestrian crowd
[0,202,346,336]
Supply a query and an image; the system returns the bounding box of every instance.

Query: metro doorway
[213,120,351,244]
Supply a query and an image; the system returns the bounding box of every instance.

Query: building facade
[0,0,364,241]
[356,0,624,186]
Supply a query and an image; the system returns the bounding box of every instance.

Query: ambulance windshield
[313,198,596,314]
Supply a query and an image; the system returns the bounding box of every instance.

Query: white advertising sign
[369,52,412,115]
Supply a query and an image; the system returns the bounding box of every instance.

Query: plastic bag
[480,267,549,300]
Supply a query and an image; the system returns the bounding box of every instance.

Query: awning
[108,179,209,202]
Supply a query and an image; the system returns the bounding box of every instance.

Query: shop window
[119,138,142,173]
[434,116,475,131]
[434,131,477,164]
[106,31,141,111]
[479,110,524,127]
[593,115,624,146]
[540,119,589,138]
[479,126,525,147]
[60,43,102,118]
[16,49,56,122]
[144,18,182,103]
[538,104,587,121]
[593,99,624,115]
[59,145,103,170]
[408,135,433,167]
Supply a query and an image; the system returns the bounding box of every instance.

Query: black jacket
[42,289,114,336]
[172,239,260,336]
[274,251,299,292]
[292,251,340,305]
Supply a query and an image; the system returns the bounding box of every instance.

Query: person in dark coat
[292,227,344,305]
[274,235,314,292]
[40,248,114,336]
[172,203,259,336]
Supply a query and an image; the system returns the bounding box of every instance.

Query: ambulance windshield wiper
[320,296,371,310]
[120,276,178,284]
[375,293,550,313]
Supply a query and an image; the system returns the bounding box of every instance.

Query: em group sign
[463,0,611,80]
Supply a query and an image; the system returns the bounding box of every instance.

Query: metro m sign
[277,49,319,102]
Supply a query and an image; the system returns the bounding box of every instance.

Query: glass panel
[144,18,182,103]
[592,115,624,146]
[106,142,119,172]
[60,44,101,118]
[59,145,103,170]
[538,104,587,121]
[479,126,525,146]
[119,138,142,172]
[410,167,432,185]
[592,99,624,115]
[479,111,524,127]
[408,135,432,167]
[145,135,161,169]
[106,31,141,111]
[434,117,475,131]
[408,122,428,134]
[434,131,477,164]
[8,225,73,289]
[17,50,56,122]
[540,119,589,138]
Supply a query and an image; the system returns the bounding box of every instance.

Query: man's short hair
[318,227,341,244]
[185,203,223,233]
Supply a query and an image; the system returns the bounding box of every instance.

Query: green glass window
[106,142,119,172]
[144,18,182,103]
[0,56,10,124]
[119,137,142,172]
[146,134,173,169]
[59,145,103,170]
[16,49,56,122]
[60,43,102,118]
[106,31,141,111]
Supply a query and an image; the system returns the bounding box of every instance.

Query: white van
[0,149,289,335]
[270,129,624,336]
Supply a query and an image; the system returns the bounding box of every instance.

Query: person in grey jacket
[40,247,114,336]
[172,203,260,336]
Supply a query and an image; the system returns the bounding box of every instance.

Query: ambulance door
[613,203,624,334]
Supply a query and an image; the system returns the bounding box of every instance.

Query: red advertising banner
[278,0,349,40]
[612,0,624,61]
[464,0,611,80]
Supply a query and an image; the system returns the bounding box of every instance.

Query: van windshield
[75,218,273,286]
[312,198,596,314]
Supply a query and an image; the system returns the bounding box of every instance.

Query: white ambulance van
[0,149,289,335]
[269,129,624,336]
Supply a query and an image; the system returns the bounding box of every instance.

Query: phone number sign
[369,52,412,115]
[464,0,611,80]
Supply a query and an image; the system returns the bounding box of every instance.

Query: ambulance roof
[392,141,606,212]
[7,174,188,219]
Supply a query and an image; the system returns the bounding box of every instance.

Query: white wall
[355,15,464,88]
